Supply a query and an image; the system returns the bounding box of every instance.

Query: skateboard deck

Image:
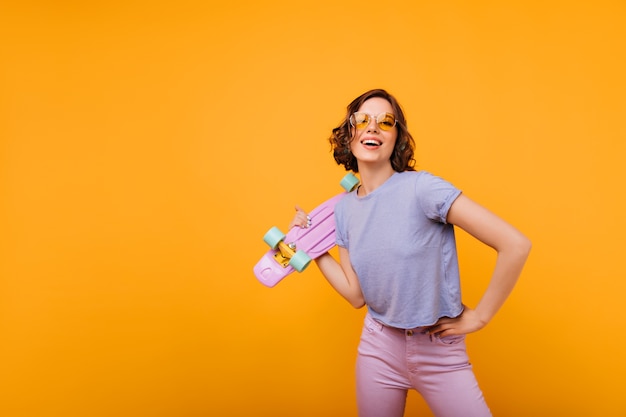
[253,174,359,287]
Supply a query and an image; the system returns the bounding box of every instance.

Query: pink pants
[356,313,492,417]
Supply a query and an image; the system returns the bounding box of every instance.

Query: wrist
[466,304,491,328]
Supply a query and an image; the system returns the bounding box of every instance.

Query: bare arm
[315,249,365,308]
[289,206,365,309]
[427,194,532,337]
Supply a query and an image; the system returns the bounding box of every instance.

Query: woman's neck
[356,164,396,197]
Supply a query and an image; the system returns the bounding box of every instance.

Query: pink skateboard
[253,173,359,287]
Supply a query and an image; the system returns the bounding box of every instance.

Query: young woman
[289,89,531,417]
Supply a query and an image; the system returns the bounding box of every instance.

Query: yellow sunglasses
[349,112,398,131]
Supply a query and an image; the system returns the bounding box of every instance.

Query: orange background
[1,1,625,416]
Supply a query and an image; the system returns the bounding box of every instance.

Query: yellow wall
[1,1,625,416]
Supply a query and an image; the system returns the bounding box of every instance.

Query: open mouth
[361,139,382,147]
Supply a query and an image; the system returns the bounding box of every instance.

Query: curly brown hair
[329,89,416,173]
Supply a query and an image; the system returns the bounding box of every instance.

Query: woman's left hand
[425,306,488,338]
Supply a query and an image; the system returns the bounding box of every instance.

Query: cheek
[349,140,358,154]
[349,130,359,149]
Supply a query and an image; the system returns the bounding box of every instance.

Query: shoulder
[335,188,355,212]
[395,170,440,181]
[391,170,423,185]
[412,170,457,190]
[393,170,449,190]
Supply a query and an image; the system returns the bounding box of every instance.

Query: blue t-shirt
[335,171,463,328]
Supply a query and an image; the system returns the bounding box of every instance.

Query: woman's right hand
[288,205,311,230]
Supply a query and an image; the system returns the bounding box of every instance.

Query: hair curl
[329,89,416,173]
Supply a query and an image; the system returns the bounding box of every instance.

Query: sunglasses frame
[349,112,398,131]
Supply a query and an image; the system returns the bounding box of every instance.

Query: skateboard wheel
[340,172,360,192]
[290,250,312,272]
[263,226,285,249]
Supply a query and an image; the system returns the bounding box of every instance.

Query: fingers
[425,308,484,337]
[288,205,312,229]
[426,324,457,339]
[425,317,460,337]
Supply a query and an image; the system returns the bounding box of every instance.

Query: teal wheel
[290,250,312,272]
[263,226,285,249]
[340,172,360,192]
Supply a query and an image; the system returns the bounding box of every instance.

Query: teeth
[363,139,381,146]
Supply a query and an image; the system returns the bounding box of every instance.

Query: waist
[366,312,430,336]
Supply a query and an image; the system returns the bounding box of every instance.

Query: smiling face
[349,97,398,170]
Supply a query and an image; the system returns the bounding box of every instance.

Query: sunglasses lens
[377,113,397,131]
[351,113,370,129]
[351,112,397,130]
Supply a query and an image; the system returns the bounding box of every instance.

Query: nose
[366,117,379,133]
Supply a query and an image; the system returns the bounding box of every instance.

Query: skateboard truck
[273,241,297,268]
[263,226,313,272]
[254,172,360,285]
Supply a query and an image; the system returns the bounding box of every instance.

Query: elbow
[499,232,532,262]
[520,234,532,258]
[348,294,366,309]
[511,233,532,263]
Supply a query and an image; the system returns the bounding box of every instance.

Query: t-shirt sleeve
[416,172,462,224]
[335,200,348,248]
